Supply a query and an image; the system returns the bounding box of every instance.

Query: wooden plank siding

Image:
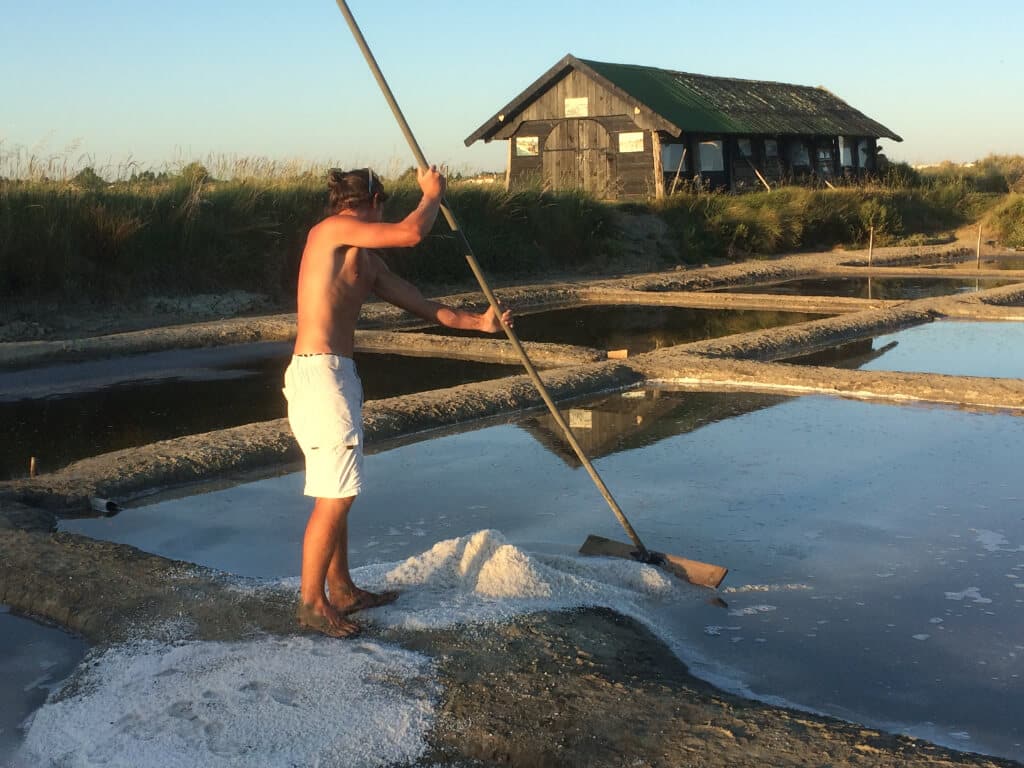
[500,69,659,199]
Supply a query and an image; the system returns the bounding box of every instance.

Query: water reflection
[520,389,788,464]
[718,276,1020,300]
[0,345,520,480]
[783,338,898,368]
[410,305,824,354]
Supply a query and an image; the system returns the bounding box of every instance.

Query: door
[542,119,612,197]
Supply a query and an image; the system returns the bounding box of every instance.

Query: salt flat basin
[0,607,87,762]
[855,321,1024,378]
[408,304,824,354]
[715,275,1020,299]
[0,342,520,480]
[64,390,1024,762]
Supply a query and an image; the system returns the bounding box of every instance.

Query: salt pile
[364,528,682,628]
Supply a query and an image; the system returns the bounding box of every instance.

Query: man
[284,166,511,637]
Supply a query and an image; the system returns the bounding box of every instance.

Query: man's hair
[327,168,388,213]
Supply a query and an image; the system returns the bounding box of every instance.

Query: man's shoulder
[306,215,356,253]
[309,214,345,238]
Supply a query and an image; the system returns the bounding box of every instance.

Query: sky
[3,0,1023,177]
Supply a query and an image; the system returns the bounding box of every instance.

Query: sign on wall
[515,136,539,157]
[618,132,645,153]
[564,97,589,118]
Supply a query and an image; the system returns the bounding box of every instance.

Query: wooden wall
[505,69,656,199]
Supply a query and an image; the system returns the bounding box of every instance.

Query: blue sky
[3,0,1022,176]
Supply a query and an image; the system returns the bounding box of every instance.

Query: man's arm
[372,259,511,333]
[314,167,446,250]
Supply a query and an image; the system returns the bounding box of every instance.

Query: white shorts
[283,354,364,499]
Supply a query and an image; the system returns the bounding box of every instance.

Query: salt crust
[16,635,437,768]
[16,529,699,768]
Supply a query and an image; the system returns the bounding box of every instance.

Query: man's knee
[315,495,357,515]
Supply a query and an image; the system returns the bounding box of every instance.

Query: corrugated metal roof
[465,55,901,145]
[581,59,901,140]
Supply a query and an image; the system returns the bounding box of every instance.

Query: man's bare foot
[328,587,400,615]
[296,600,360,638]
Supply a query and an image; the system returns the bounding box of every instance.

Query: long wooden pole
[669,147,687,196]
[334,0,651,557]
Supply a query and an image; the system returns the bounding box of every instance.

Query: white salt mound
[364,528,682,629]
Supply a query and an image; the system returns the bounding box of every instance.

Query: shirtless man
[284,166,511,637]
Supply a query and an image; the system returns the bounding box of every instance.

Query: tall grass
[0,170,325,301]
[0,163,621,303]
[1,151,1014,306]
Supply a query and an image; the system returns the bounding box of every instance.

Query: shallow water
[410,304,824,354]
[0,342,520,480]
[0,607,87,760]
[716,275,1020,299]
[62,390,1024,762]
[856,321,1024,378]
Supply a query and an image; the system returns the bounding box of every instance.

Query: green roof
[582,59,901,140]
[465,55,900,145]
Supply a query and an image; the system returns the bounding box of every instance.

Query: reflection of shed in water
[783,338,898,368]
[520,390,787,466]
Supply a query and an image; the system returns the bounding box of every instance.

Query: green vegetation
[988,195,1024,248]
[1,154,1021,306]
[652,182,989,261]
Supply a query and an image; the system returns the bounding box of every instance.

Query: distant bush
[988,195,1024,248]
[654,183,983,260]
[919,155,1024,194]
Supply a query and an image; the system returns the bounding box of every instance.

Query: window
[788,141,810,167]
[698,140,724,172]
[816,142,835,176]
[515,137,539,157]
[839,137,853,167]
[564,97,589,118]
[661,143,686,172]
[618,132,645,153]
[765,139,779,159]
[857,139,872,169]
[737,139,753,158]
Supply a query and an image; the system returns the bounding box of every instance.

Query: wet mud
[3,238,1024,767]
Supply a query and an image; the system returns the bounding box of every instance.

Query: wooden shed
[465,54,902,199]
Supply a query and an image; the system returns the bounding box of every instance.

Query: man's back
[294,221,382,358]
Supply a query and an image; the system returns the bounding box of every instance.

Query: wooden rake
[333,0,727,589]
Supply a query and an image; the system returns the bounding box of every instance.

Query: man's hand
[479,303,513,334]
[417,165,446,199]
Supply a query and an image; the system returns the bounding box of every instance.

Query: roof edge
[464,54,578,146]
